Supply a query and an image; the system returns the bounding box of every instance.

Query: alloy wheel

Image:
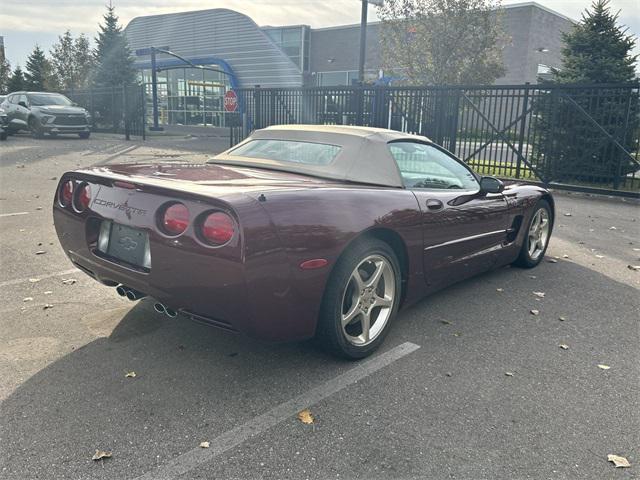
[527,208,550,261]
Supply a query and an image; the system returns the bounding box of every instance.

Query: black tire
[315,237,402,359]
[0,131,7,141]
[29,117,44,139]
[513,199,553,268]
[79,132,90,139]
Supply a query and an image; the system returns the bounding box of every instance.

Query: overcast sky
[1,0,638,68]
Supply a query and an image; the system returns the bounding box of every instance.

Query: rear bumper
[53,199,319,342]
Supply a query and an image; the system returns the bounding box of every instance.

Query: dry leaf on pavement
[23,297,33,302]
[297,409,314,424]
[533,291,545,298]
[43,304,54,310]
[199,441,210,448]
[125,371,136,378]
[627,265,640,271]
[28,278,40,283]
[530,309,540,315]
[559,344,569,350]
[607,454,630,468]
[62,278,77,285]
[547,259,558,263]
[496,288,504,292]
[597,364,611,370]
[505,372,514,376]
[35,250,46,255]
[92,450,112,461]
[564,212,572,216]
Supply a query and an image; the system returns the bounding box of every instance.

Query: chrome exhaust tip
[165,308,178,318]
[153,302,166,314]
[116,285,127,297]
[126,289,146,301]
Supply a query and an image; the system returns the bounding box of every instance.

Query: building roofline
[309,1,574,32]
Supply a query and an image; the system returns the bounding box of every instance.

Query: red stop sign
[223,90,238,112]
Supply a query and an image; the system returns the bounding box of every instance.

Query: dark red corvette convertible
[53,125,553,358]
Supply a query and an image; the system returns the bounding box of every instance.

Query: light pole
[358,0,384,84]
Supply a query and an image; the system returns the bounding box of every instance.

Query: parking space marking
[94,145,141,166]
[0,212,30,218]
[0,268,79,288]
[134,341,421,480]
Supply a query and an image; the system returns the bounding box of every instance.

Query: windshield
[228,139,341,165]
[27,93,73,106]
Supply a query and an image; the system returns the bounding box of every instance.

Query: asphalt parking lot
[0,133,638,480]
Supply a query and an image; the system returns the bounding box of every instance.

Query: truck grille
[54,114,87,126]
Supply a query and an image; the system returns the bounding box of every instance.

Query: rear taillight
[59,181,74,207]
[74,183,91,212]
[199,211,235,245]
[160,203,189,236]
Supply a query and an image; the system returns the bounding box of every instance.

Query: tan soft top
[210,124,433,187]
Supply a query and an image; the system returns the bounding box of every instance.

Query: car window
[18,95,28,105]
[229,139,341,165]
[8,94,17,104]
[388,141,479,190]
[27,93,73,106]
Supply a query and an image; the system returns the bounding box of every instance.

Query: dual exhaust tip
[116,285,146,301]
[116,285,177,318]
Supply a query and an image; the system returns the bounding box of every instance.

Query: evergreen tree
[50,31,93,91]
[24,45,54,91]
[554,0,637,83]
[93,4,136,88]
[7,66,26,92]
[0,59,11,94]
[533,0,639,188]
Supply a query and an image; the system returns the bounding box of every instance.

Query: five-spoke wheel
[514,199,553,268]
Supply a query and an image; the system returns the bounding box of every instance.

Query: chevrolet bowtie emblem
[118,236,138,251]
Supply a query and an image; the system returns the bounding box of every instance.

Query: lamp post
[358,0,384,84]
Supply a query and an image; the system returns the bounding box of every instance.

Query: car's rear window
[229,139,341,165]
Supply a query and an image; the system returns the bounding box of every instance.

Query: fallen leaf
[562,254,569,258]
[125,371,136,378]
[530,309,539,315]
[505,372,514,377]
[547,259,558,263]
[28,278,40,283]
[559,344,569,350]
[445,372,452,377]
[529,275,537,279]
[452,332,461,337]
[633,248,640,252]
[23,297,33,302]
[199,441,210,449]
[43,304,54,310]
[35,207,43,211]
[627,265,640,271]
[564,212,572,216]
[595,254,604,259]
[62,278,77,285]
[92,450,112,461]
[297,409,314,424]
[16,164,25,169]
[558,316,566,321]
[597,364,610,370]
[44,291,52,295]
[607,454,630,468]
[35,250,46,255]
[533,291,545,298]
[496,288,504,292]
[440,320,452,325]
[609,226,617,230]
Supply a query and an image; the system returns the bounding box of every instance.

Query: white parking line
[134,341,421,480]
[0,212,30,218]
[0,268,79,288]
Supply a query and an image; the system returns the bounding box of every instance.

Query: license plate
[105,222,150,268]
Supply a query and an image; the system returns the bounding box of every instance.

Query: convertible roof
[211,125,433,187]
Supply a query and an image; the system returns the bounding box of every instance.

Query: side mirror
[479,176,504,194]
[18,101,28,108]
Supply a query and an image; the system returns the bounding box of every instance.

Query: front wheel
[316,238,401,359]
[514,199,553,268]
[0,131,7,141]
[29,118,44,139]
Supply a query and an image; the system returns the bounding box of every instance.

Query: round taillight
[161,203,189,236]
[74,183,91,212]
[200,211,235,245]
[60,181,74,207]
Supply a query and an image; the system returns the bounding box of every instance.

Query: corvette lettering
[93,198,147,216]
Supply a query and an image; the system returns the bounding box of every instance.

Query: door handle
[426,199,444,211]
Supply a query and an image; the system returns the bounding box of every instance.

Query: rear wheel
[29,117,44,139]
[79,132,90,139]
[514,199,552,268]
[316,238,401,359]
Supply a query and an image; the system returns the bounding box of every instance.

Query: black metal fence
[64,85,146,140]
[230,83,640,195]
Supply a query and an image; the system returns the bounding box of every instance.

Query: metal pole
[358,0,368,84]
[150,47,163,131]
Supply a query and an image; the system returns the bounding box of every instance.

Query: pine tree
[554,0,637,83]
[93,4,136,88]
[24,45,53,91]
[0,59,11,94]
[533,0,639,188]
[7,66,26,92]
